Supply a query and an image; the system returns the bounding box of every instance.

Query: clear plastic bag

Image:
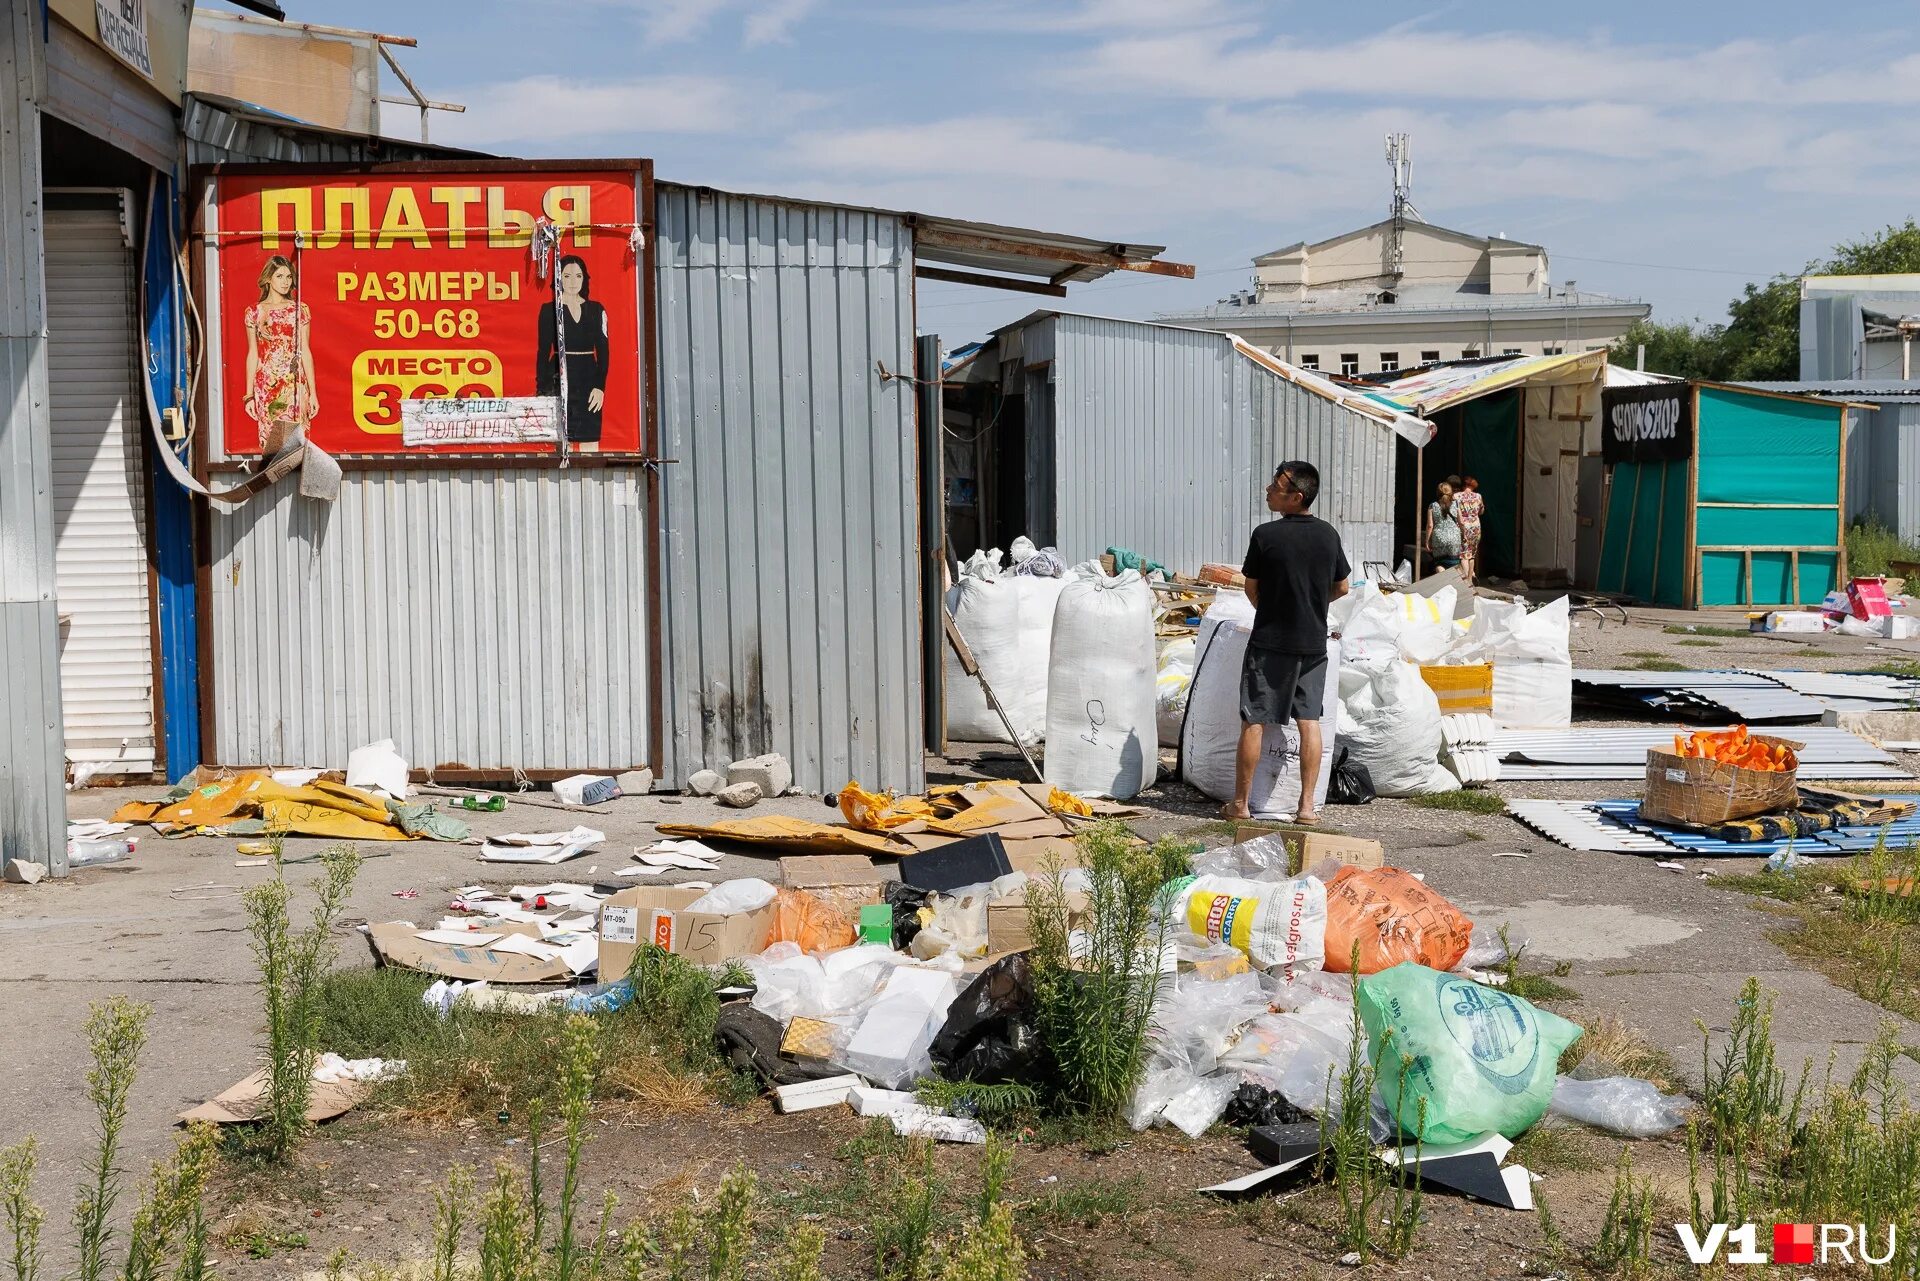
[685,877,778,915]
[1548,1075,1690,1138]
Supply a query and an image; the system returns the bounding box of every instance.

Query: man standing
[1223,460,1350,822]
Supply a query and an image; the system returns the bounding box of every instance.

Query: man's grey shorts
[1239,646,1327,725]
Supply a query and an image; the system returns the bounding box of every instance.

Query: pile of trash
[353,818,1687,1200]
[1753,575,1920,639]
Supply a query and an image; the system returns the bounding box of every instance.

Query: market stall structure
[1594,382,1857,608]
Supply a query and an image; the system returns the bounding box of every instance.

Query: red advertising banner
[211,167,646,456]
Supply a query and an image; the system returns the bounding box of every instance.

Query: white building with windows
[1159,217,1648,376]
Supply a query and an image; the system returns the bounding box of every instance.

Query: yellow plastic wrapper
[838,780,935,831]
[1046,787,1093,818]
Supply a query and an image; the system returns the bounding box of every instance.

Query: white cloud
[436,74,818,149]
[596,0,821,45]
[1070,27,1920,108]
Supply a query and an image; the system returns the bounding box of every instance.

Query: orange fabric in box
[1323,866,1473,974]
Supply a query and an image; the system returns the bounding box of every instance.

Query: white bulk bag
[1180,593,1341,819]
[1448,596,1573,729]
[1336,660,1458,796]
[1044,561,1158,799]
[1155,635,1198,748]
[943,561,1067,744]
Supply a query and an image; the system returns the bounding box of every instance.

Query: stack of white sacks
[944,543,1160,801]
[946,541,1572,804]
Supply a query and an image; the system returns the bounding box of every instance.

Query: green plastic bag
[1357,961,1582,1145]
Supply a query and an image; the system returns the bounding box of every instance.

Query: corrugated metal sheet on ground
[1494,726,1910,780]
[1573,669,1825,723]
[1746,670,1920,711]
[1591,798,1920,856]
[1505,799,1681,853]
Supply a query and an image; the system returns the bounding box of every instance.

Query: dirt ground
[4,605,1918,1277]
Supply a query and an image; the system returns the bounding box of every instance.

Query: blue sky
[255,0,1920,346]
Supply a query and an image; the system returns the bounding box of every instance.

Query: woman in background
[1453,473,1485,581]
[1426,480,1464,571]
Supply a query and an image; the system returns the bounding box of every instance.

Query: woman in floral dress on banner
[243,254,317,454]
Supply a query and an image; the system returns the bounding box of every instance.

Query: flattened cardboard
[655,816,904,857]
[1002,837,1082,876]
[598,885,778,975]
[780,855,888,890]
[899,833,1013,893]
[367,921,573,984]
[179,1071,367,1125]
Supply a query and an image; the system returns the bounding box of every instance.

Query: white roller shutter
[47,200,157,777]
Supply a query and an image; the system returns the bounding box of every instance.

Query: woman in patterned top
[242,255,316,453]
[1453,473,1485,581]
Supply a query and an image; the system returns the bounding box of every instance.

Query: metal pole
[0,0,70,875]
[916,333,945,752]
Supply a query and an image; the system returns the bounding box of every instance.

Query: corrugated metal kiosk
[942,312,1426,575]
[1595,382,1854,607]
[192,167,1189,797]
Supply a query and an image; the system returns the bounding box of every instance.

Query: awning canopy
[1359,349,1609,417]
[1231,338,1435,447]
[910,214,1194,295]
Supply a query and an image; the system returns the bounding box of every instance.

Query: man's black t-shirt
[1241,514,1351,654]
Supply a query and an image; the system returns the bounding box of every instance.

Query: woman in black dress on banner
[536,254,611,448]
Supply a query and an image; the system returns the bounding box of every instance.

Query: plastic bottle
[67,837,137,868]
[458,794,506,812]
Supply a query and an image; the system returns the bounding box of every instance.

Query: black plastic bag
[713,1005,848,1089]
[886,881,932,950]
[928,952,1039,1084]
[1327,743,1375,805]
[1224,1082,1313,1130]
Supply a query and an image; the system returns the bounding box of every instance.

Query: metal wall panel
[1248,357,1396,573]
[1049,313,1250,569]
[654,184,922,794]
[0,0,69,873]
[209,468,651,772]
[1040,313,1396,575]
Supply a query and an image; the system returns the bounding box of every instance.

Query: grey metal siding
[1049,314,1250,570]
[208,469,651,772]
[184,95,461,167]
[654,185,921,794]
[1043,313,1395,574]
[0,0,68,874]
[1247,359,1395,572]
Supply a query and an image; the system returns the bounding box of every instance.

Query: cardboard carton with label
[599,886,779,975]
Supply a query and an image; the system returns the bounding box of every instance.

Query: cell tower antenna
[1384,132,1419,280]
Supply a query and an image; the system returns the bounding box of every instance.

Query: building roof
[1358,349,1608,415]
[1737,380,1920,403]
[1254,216,1542,264]
[1159,283,1646,325]
[957,309,1435,446]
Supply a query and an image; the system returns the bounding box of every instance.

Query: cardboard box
[986,888,1089,955]
[1420,663,1494,714]
[1850,577,1893,620]
[1641,739,1801,828]
[598,886,778,976]
[1234,825,1385,876]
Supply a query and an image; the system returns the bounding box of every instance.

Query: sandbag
[1323,866,1472,974]
[1166,873,1327,981]
[1335,661,1458,797]
[1357,962,1582,1145]
[1043,561,1158,799]
[944,553,1068,744]
[1180,593,1341,819]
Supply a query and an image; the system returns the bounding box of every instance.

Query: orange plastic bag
[1323,866,1472,974]
[769,887,857,953]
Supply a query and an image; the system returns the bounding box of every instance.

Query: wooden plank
[914,266,1067,297]
[1695,502,1839,510]
[1744,549,1754,608]
[1836,405,1850,582]
[1792,548,1802,606]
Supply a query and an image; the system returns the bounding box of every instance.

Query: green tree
[1614,218,1920,381]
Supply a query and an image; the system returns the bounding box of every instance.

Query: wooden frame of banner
[1685,383,1702,608]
